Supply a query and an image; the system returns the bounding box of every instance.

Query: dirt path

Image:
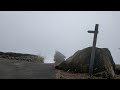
[0,58,56,79]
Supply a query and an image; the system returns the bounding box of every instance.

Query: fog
[0,11,120,64]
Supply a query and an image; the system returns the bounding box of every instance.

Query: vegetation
[115,64,120,74]
[0,51,44,63]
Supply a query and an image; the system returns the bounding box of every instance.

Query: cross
[87,24,99,76]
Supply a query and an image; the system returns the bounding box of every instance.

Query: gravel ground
[0,58,55,79]
[55,69,106,79]
[55,69,120,79]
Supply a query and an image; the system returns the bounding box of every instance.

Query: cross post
[88,24,99,76]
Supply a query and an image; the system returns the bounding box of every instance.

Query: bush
[37,55,44,63]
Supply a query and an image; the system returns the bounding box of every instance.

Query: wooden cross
[88,24,99,76]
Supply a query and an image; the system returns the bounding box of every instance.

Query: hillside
[0,51,44,63]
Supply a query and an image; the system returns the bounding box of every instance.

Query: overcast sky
[0,11,120,63]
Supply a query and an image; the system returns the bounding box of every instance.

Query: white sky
[0,11,120,63]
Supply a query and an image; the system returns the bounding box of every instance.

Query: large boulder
[54,51,66,65]
[55,47,115,78]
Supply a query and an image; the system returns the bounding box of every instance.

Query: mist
[0,11,120,64]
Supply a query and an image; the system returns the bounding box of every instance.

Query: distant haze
[0,11,120,64]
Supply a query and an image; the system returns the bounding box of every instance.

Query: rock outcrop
[55,47,115,78]
[54,51,66,65]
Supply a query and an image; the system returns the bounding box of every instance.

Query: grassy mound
[0,51,44,63]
